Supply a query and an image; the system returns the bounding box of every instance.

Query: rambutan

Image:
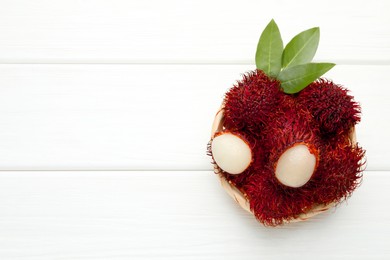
[310,141,365,204]
[223,70,284,137]
[297,79,361,136]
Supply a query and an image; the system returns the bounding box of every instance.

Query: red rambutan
[223,70,284,137]
[297,79,361,136]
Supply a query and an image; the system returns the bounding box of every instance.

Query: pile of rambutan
[207,20,366,226]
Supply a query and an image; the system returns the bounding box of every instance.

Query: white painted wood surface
[0,171,389,259]
[0,0,389,258]
[0,0,389,63]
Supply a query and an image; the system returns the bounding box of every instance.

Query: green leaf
[282,27,320,69]
[255,19,283,78]
[278,63,335,94]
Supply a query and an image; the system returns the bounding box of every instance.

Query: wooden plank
[0,0,388,63]
[0,64,387,170]
[0,170,388,259]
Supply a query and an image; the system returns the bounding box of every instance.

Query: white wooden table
[0,0,389,259]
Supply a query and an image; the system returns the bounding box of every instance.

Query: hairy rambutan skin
[297,79,361,136]
[311,142,366,204]
[244,168,316,226]
[223,70,285,137]
[208,70,366,226]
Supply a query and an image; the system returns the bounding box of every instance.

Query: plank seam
[0,60,389,66]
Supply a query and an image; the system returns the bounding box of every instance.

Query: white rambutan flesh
[275,144,316,188]
[211,133,252,175]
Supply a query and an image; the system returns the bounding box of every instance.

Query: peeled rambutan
[208,129,266,191]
